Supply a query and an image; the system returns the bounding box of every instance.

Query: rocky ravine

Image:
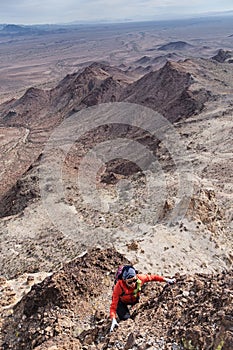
[0,248,232,350]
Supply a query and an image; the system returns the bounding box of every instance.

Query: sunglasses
[126,279,137,285]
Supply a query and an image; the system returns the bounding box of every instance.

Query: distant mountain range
[0,23,71,36]
[1,12,233,30]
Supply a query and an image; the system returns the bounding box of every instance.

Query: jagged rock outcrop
[1,248,232,350]
[212,49,233,63]
[121,61,208,122]
[0,63,130,129]
[49,62,129,114]
[0,87,51,126]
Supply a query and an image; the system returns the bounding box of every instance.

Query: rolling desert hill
[157,41,193,51]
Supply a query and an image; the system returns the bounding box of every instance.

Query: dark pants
[116,300,131,320]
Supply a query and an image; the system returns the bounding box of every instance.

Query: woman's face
[125,277,137,288]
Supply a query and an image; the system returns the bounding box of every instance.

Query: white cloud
[0,0,232,24]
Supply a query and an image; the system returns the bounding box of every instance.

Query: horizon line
[1,9,233,27]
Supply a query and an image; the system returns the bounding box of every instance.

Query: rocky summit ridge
[0,248,232,350]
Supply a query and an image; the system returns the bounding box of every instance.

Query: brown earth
[0,248,232,350]
[0,18,233,350]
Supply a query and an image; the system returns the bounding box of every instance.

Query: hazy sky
[1,0,233,24]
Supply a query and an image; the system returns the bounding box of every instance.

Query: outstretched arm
[137,274,176,285]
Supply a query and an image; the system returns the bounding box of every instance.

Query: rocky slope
[122,60,207,122]
[0,57,232,277]
[0,55,233,349]
[0,63,131,210]
[0,248,232,350]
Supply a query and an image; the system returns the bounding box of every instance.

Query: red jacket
[110,274,165,319]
